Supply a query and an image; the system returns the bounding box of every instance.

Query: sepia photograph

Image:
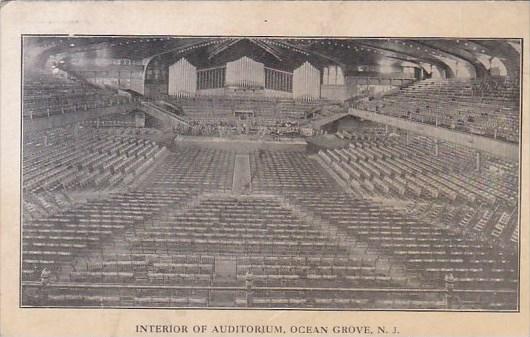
[20,36,521,311]
[1,2,529,337]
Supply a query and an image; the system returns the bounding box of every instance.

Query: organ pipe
[194,61,297,93]
[293,61,321,101]
[168,58,197,97]
[225,57,265,88]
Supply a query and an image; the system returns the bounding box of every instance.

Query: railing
[141,101,190,126]
[22,276,516,309]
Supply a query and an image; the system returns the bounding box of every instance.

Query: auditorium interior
[21,37,521,310]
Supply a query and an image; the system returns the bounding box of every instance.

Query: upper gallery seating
[317,132,519,248]
[23,74,131,119]
[356,78,520,142]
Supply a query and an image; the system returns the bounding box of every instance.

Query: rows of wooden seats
[23,130,166,193]
[322,143,517,246]
[23,129,96,166]
[403,135,477,172]
[321,143,458,201]
[148,146,235,192]
[250,150,339,192]
[23,190,75,220]
[81,118,136,128]
[22,189,193,280]
[396,138,518,241]
[28,284,446,309]
[69,254,215,286]
[28,283,452,308]
[23,75,129,119]
[237,291,446,309]
[129,197,348,257]
[482,206,518,244]
[235,254,407,288]
[88,126,161,138]
[27,191,404,302]
[23,126,95,151]
[463,160,518,205]
[283,192,517,309]
[24,77,97,100]
[24,91,129,119]
[406,201,518,249]
[399,79,518,105]
[320,138,516,206]
[22,137,518,309]
[407,83,517,137]
[357,79,519,142]
[336,129,389,142]
[67,195,402,293]
[28,285,209,307]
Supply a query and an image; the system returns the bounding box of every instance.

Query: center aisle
[232,154,252,194]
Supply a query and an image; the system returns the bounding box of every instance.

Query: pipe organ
[265,68,293,92]
[293,61,321,101]
[168,58,197,97]
[197,66,225,90]
[225,57,265,88]
[166,56,323,100]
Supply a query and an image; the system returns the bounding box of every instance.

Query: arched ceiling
[25,36,521,79]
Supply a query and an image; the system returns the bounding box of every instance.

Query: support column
[405,132,410,145]
[434,140,439,157]
[475,152,481,171]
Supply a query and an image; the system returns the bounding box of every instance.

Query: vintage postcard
[0,1,529,337]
